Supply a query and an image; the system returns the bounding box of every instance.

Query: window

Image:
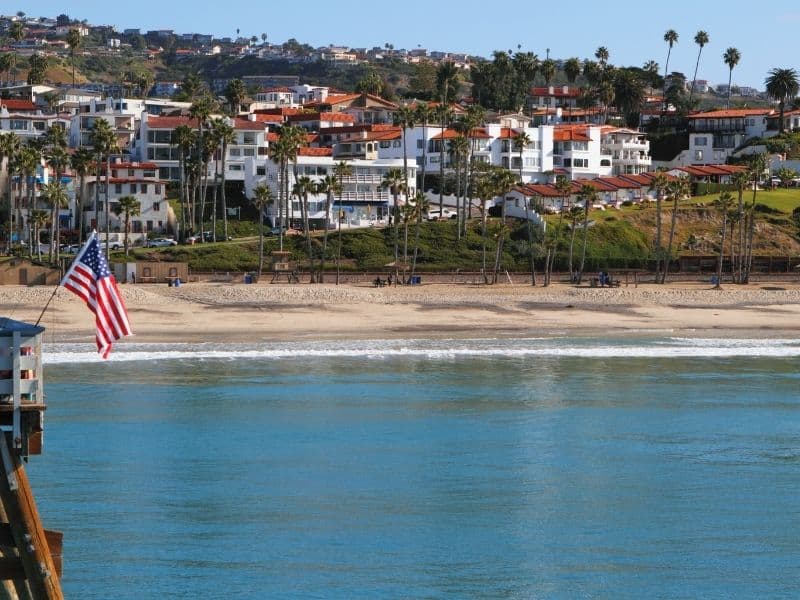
[114,184,122,193]
[694,150,704,161]
[229,164,243,171]
[242,132,256,145]
[141,184,148,194]
[256,166,266,176]
[128,169,135,176]
[130,184,137,193]
[695,137,708,146]
[379,141,391,148]
[9,120,27,130]
[155,184,162,195]
[152,202,160,212]
[416,140,424,149]
[242,148,255,157]
[393,140,401,147]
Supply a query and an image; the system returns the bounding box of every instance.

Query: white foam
[41,337,800,364]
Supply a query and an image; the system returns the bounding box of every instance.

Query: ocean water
[26,337,800,599]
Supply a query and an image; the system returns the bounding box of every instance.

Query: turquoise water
[28,338,800,599]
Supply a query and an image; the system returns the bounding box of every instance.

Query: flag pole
[35,232,95,326]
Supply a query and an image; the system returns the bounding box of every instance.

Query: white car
[147,238,178,247]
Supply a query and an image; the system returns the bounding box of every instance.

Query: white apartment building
[552,125,613,179]
[681,108,773,166]
[83,161,174,235]
[600,127,652,176]
[244,153,415,227]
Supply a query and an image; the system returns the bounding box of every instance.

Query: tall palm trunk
[578,206,590,283]
[221,140,229,240]
[654,189,663,282]
[715,211,728,289]
[525,195,536,286]
[662,194,680,284]
[320,190,333,283]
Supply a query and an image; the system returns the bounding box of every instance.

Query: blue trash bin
[244,274,252,284]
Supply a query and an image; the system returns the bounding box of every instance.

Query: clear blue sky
[11,0,799,89]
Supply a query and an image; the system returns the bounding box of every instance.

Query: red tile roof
[530,86,581,98]
[298,147,332,157]
[0,99,37,111]
[553,129,592,142]
[233,118,268,131]
[147,115,194,128]
[688,108,773,119]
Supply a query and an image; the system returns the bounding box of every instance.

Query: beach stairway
[0,318,63,599]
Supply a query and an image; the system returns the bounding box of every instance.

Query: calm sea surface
[28,337,800,599]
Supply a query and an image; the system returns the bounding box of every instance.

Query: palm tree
[540,59,557,124]
[410,190,429,277]
[650,171,669,281]
[567,205,583,278]
[333,161,353,284]
[172,124,196,242]
[39,182,67,262]
[449,133,469,238]
[31,210,49,262]
[743,154,767,282]
[224,79,247,115]
[43,144,69,260]
[66,28,82,89]
[251,184,274,276]
[563,58,581,120]
[577,184,599,283]
[381,168,406,278]
[463,104,486,225]
[595,47,609,69]
[189,95,217,239]
[8,21,25,84]
[731,169,749,283]
[113,195,141,256]
[316,174,341,282]
[712,191,734,288]
[545,175,573,286]
[0,132,21,251]
[432,103,454,215]
[293,175,317,281]
[512,131,531,184]
[15,144,39,254]
[414,102,431,194]
[435,61,461,105]
[662,177,690,283]
[70,147,94,244]
[662,31,679,109]
[0,54,13,87]
[211,119,236,242]
[89,118,118,256]
[765,68,799,134]
[689,31,710,107]
[723,47,741,109]
[393,105,416,196]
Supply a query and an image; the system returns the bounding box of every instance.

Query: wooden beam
[0,436,63,598]
[0,527,61,580]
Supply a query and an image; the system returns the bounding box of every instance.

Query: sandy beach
[2,279,800,346]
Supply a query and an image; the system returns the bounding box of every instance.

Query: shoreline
[2,281,800,345]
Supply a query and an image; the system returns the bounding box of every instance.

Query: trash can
[244,274,252,284]
[174,278,181,287]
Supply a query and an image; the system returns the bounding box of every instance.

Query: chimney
[548,86,554,95]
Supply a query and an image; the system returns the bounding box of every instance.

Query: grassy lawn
[694,187,800,213]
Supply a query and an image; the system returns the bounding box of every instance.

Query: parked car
[59,243,80,254]
[147,238,178,247]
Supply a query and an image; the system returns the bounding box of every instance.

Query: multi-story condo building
[83,161,173,235]
[600,127,652,175]
[244,152,415,227]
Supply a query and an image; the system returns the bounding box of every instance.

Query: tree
[381,168,406,278]
[432,103,454,216]
[356,70,383,96]
[70,147,94,244]
[765,68,799,134]
[31,210,49,262]
[713,191,734,288]
[689,31,709,107]
[268,125,306,251]
[414,102,431,194]
[731,169,749,283]
[89,118,118,256]
[251,184,273,276]
[662,30,679,115]
[723,47,741,109]
[435,61,461,104]
[66,28,82,88]
[293,175,317,281]
[26,53,49,85]
[333,161,353,284]
[224,79,247,115]
[595,47,609,68]
[189,95,217,239]
[0,53,13,86]
[113,195,141,255]
[8,21,25,84]
[577,184,599,282]
[316,174,341,282]
[743,154,767,282]
[172,124,196,242]
[566,204,583,278]
[564,58,581,87]
[650,171,669,281]
[410,190,429,277]
[613,70,645,127]
[0,132,21,251]
[211,119,235,242]
[662,177,690,283]
[540,59,557,124]
[39,182,67,262]
[393,105,416,198]
[43,138,69,260]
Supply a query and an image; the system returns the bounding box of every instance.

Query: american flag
[61,233,132,358]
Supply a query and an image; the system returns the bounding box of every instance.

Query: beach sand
[3,279,800,346]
